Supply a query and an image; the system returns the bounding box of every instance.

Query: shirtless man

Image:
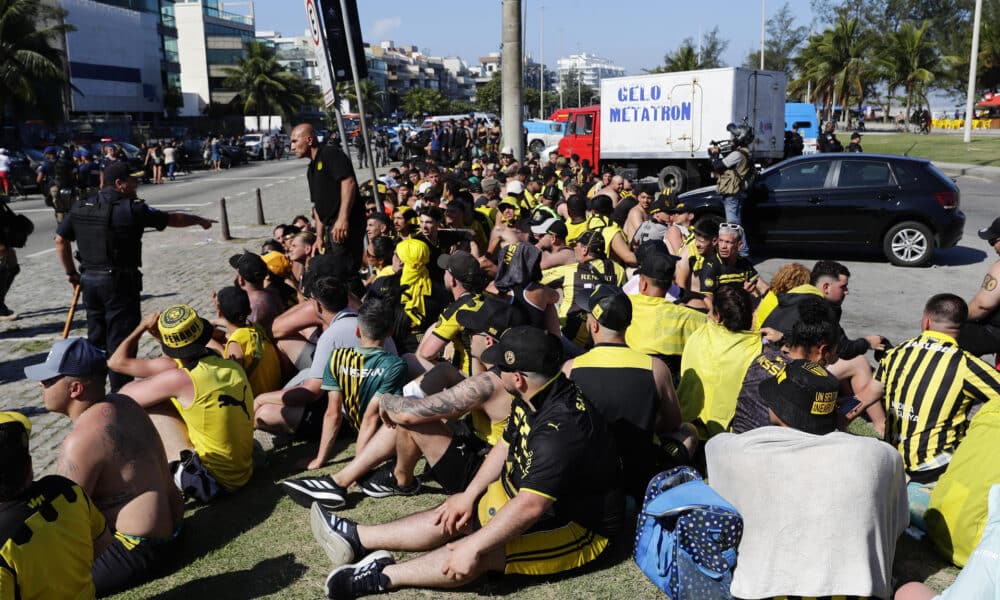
[25,337,183,596]
[958,217,1000,358]
[623,187,654,242]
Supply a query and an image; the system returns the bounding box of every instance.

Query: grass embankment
[111,427,960,599]
[861,132,1000,167]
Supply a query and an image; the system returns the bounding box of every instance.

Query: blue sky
[253,0,819,75]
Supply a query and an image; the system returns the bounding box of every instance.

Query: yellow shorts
[477,480,609,576]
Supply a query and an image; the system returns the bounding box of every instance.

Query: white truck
[556,67,787,191]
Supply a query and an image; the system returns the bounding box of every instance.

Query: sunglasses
[719,222,745,236]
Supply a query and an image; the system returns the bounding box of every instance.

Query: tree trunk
[905,88,912,134]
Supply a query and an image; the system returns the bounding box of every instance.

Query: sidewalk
[936,161,1000,181]
[0,172,316,476]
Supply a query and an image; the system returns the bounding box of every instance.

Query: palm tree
[792,16,870,125]
[0,0,76,125]
[222,41,306,126]
[336,80,387,117]
[877,21,943,132]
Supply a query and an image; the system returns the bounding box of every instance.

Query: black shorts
[93,530,178,598]
[295,396,329,441]
[426,431,490,495]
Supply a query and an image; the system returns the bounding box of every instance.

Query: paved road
[0,158,996,476]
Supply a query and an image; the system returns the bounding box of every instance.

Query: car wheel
[528,139,545,154]
[658,165,686,192]
[883,221,934,267]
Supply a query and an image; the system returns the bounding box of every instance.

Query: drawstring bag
[634,466,742,599]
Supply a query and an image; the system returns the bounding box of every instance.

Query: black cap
[978,217,1000,241]
[648,197,670,215]
[481,326,564,375]
[228,251,269,283]
[456,296,528,338]
[668,200,693,215]
[102,162,142,186]
[760,359,840,435]
[437,250,482,284]
[576,229,606,257]
[851,132,862,139]
[636,243,677,282]
[576,284,632,330]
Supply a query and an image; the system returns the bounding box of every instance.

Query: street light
[964,0,983,143]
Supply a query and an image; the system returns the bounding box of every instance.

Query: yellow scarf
[396,239,432,325]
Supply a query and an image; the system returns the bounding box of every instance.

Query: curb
[935,162,1000,181]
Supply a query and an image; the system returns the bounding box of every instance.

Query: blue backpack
[634,466,743,599]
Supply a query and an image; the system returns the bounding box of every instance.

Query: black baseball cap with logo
[575,284,632,331]
[978,217,1000,241]
[437,250,482,285]
[481,326,564,375]
[760,359,841,435]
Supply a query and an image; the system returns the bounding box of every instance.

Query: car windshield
[24,149,44,162]
[244,134,262,143]
[120,143,140,157]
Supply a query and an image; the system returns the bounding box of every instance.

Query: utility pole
[501,0,524,161]
[964,0,983,143]
[338,0,380,211]
[539,3,544,119]
[760,0,766,69]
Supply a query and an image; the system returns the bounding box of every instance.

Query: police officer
[50,147,78,224]
[54,162,215,390]
[709,123,754,257]
[817,122,843,153]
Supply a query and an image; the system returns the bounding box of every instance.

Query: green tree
[877,20,944,132]
[0,0,76,125]
[475,70,501,113]
[558,68,596,108]
[742,2,808,78]
[222,41,307,125]
[336,80,386,117]
[648,27,728,73]
[791,15,871,124]
[400,87,450,118]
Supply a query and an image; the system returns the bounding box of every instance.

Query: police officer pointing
[54,163,216,390]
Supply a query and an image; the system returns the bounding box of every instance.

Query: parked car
[676,153,964,267]
[242,133,267,160]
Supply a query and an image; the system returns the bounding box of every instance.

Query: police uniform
[56,187,169,391]
[475,374,624,575]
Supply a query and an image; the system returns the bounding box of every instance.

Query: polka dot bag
[634,466,743,599]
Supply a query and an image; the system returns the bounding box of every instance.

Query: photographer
[710,123,754,257]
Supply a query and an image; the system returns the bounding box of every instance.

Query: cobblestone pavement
[0,167,316,475]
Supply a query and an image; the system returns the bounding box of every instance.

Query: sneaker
[358,464,420,498]
[281,476,347,509]
[311,502,365,567]
[325,550,394,599]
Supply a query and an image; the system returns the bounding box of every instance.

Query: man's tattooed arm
[377,372,497,424]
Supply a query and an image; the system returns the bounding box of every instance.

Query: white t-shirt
[163,147,177,164]
[0,154,10,173]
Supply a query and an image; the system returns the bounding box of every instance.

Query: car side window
[767,162,831,191]
[575,114,593,136]
[838,160,895,187]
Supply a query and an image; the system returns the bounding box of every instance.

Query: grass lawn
[859,132,1000,167]
[110,427,961,600]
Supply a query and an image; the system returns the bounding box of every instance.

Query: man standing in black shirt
[54,163,215,390]
[291,123,364,263]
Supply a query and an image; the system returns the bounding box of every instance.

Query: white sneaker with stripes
[281,475,347,509]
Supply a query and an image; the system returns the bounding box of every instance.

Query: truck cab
[557,105,601,172]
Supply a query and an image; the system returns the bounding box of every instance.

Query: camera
[709,139,734,157]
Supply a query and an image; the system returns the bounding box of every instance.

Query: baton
[62,284,81,339]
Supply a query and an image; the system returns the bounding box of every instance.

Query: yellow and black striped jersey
[877,329,1000,476]
[321,346,408,431]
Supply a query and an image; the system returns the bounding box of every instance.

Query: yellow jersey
[172,354,254,491]
[225,323,283,396]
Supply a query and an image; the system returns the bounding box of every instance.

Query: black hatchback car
[677,153,965,267]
